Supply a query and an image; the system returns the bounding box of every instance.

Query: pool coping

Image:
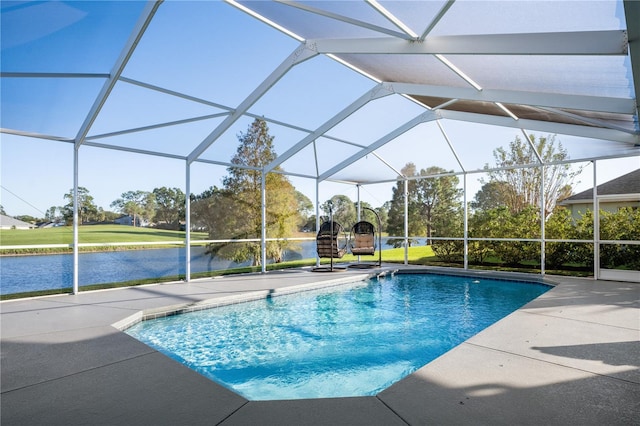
[111,269,392,330]
[1,265,638,425]
[113,267,558,330]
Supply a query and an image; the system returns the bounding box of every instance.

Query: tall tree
[62,187,98,225]
[94,207,106,223]
[141,192,156,225]
[386,163,424,244]
[44,206,58,222]
[110,190,155,227]
[320,195,356,228]
[386,163,463,244]
[295,190,314,231]
[375,202,389,233]
[153,187,185,229]
[206,118,298,266]
[486,134,579,218]
[190,186,232,234]
[470,181,513,212]
[353,201,378,225]
[414,166,463,243]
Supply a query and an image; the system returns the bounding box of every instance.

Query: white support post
[356,185,361,220]
[315,180,321,267]
[356,185,361,262]
[185,161,191,282]
[463,173,469,270]
[72,146,79,294]
[261,170,267,273]
[593,161,600,280]
[404,179,409,265]
[540,165,546,276]
[522,130,545,276]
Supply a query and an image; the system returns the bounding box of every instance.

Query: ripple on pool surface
[126,273,550,400]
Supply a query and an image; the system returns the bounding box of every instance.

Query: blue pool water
[125,273,550,400]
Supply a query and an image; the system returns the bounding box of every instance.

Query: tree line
[9,186,189,230]
[5,118,635,271]
[382,133,638,271]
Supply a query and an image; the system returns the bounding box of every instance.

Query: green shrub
[431,240,464,263]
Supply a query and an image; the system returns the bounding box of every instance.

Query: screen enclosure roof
[2,0,639,186]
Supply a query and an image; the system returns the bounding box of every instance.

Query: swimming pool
[125,273,550,400]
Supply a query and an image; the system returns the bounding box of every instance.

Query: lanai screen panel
[235,0,637,178]
[1,1,145,72]
[1,1,145,139]
[1,0,638,187]
[1,77,106,138]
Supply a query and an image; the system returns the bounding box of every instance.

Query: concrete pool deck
[1,266,638,425]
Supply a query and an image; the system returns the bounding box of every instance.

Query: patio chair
[350,221,376,256]
[313,219,348,272]
[316,220,348,260]
[348,207,382,268]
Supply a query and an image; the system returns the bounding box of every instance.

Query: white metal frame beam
[186,42,318,164]
[86,113,231,140]
[225,0,304,41]
[624,0,640,127]
[365,0,418,39]
[0,128,73,143]
[0,72,110,79]
[389,82,636,115]
[436,120,465,172]
[536,106,637,135]
[82,141,187,161]
[119,76,236,111]
[275,0,413,40]
[318,111,438,181]
[116,77,356,145]
[264,83,394,173]
[438,109,640,145]
[74,0,162,149]
[311,31,628,55]
[420,0,455,40]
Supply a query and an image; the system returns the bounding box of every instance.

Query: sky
[1,0,639,218]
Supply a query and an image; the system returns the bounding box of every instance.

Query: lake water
[0,237,424,295]
[0,242,317,295]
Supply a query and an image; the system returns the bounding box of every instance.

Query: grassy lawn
[0,224,209,247]
[1,232,591,301]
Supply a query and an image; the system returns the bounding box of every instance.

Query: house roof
[563,168,640,201]
[0,214,35,228]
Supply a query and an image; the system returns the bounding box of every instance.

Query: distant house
[38,222,63,228]
[114,215,134,226]
[114,215,147,227]
[0,215,36,230]
[560,169,640,283]
[560,169,640,219]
